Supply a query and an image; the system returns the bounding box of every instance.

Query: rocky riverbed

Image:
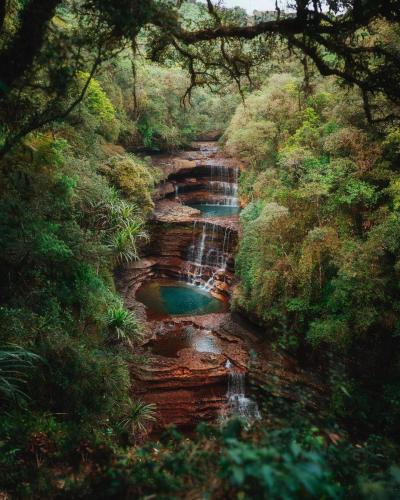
[117,142,325,432]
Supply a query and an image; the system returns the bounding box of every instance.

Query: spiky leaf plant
[119,400,157,438]
[0,345,40,403]
[106,306,141,345]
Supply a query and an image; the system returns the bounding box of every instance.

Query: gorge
[4,1,400,495]
[117,141,324,432]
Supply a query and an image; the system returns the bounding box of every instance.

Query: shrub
[106,306,141,345]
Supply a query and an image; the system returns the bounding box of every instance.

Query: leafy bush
[78,72,120,141]
[106,305,141,345]
[220,437,341,499]
[227,70,400,438]
[103,154,155,213]
[0,345,40,403]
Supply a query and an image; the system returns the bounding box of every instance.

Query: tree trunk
[0,0,61,96]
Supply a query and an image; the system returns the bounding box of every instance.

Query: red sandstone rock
[131,316,249,430]
[117,143,326,433]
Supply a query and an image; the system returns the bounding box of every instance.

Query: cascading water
[199,142,219,154]
[185,222,232,290]
[209,165,239,207]
[186,222,207,286]
[225,360,261,424]
[133,142,264,431]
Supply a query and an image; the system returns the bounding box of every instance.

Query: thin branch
[206,0,221,25]
[0,53,102,159]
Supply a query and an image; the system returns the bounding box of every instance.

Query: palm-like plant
[119,400,157,438]
[109,199,137,224]
[110,230,137,263]
[106,306,141,345]
[0,345,40,403]
[110,223,148,264]
[106,199,149,264]
[90,197,148,264]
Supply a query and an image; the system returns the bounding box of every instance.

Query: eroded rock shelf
[118,142,324,432]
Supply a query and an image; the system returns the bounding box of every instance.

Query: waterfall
[185,222,232,290]
[186,222,207,286]
[199,143,219,153]
[176,151,239,291]
[208,165,239,207]
[225,360,261,423]
[195,223,207,264]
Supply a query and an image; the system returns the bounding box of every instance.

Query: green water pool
[136,279,228,317]
[189,204,240,217]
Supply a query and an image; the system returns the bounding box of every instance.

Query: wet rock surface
[151,199,200,223]
[129,312,325,431]
[117,141,325,432]
[131,314,249,429]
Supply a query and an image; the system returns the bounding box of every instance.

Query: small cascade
[186,222,207,286]
[199,142,219,154]
[225,360,261,424]
[134,141,259,432]
[185,222,233,290]
[208,165,239,207]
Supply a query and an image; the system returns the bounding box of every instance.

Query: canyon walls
[117,141,325,433]
[118,142,243,302]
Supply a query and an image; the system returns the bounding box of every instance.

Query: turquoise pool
[189,204,240,217]
[136,279,228,317]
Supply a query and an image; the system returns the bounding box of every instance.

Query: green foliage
[102,154,155,213]
[79,73,116,123]
[32,337,131,420]
[228,71,400,437]
[220,436,340,499]
[106,305,141,345]
[109,57,238,152]
[11,420,397,499]
[0,52,158,492]
[119,400,157,439]
[288,107,321,150]
[0,345,40,403]
[383,127,400,162]
[224,74,301,166]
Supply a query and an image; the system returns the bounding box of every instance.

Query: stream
[116,141,326,432]
[120,141,262,431]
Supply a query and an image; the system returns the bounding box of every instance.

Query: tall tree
[1,0,400,158]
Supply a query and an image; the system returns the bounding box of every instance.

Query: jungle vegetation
[1,1,400,498]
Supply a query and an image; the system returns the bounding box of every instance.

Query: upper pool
[189,204,240,217]
[136,279,228,317]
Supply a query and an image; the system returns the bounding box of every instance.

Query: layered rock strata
[118,141,325,433]
[131,313,326,431]
[132,315,248,430]
[118,198,239,301]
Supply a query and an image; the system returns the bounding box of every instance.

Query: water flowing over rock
[185,221,234,291]
[209,165,239,207]
[170,164,240,207]
[131,315,250,431]
[116,141,326,434]
[224,361,261,424]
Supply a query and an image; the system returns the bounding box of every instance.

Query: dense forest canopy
[1,0,400,157]
[1,0,400,498]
